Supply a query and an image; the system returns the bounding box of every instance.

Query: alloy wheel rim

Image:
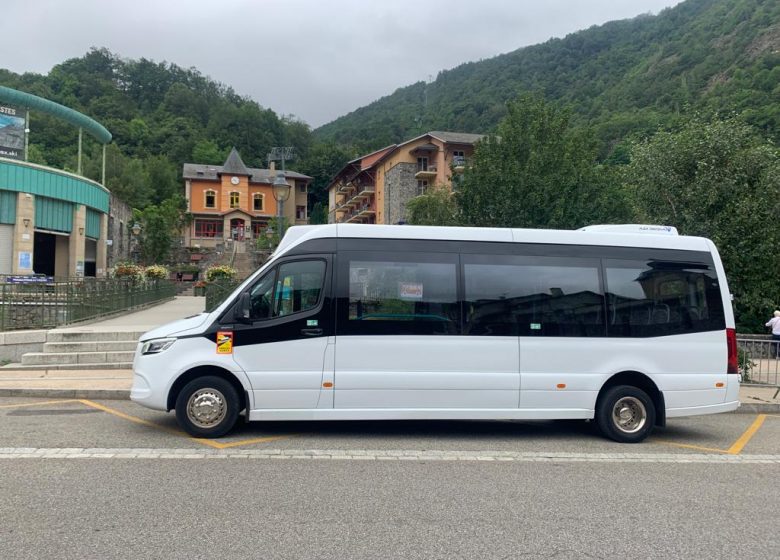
[611,396,647,434]
[186,388,227,429]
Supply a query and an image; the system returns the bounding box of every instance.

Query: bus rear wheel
[175,376,239,438]
[596,385,656,443]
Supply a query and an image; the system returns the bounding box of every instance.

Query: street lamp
[130,222,142,263]
[272,171,291,238]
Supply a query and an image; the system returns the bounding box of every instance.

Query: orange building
[327,131,484,225]
[183,148,311,248]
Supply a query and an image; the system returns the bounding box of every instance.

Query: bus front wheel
[175,376,240,438]
[596,385,656,443]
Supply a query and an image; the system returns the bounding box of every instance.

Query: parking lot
[0,398,780,459]
[1,397,779,559]
[1,396,779,457]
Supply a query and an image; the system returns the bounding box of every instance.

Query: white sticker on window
[399,282,423,300]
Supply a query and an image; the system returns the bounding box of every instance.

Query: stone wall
[384,163,418,225]
[107,194,133,268]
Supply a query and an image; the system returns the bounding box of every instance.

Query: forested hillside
[0,49,317,209]
[315,0,780,155]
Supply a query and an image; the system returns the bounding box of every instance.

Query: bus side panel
[519,331,728,412]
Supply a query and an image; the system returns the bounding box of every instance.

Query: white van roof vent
[578,224,679,235]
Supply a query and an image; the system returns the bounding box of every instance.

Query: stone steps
[46,331,146,343]
[5,362,134,370]
[22,350,136,366]
[3,329,144,370]
[43,341,138,353]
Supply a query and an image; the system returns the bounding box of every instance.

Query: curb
[0,388,130,400]
[735,402,780,414]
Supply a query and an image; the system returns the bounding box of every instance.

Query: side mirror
[234,292,251,323]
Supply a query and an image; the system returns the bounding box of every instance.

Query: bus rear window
[604,259,725,337]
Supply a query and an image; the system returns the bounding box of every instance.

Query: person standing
[765,310,780,358]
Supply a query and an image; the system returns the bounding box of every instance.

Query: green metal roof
[0,159,109,213]
[0,86,112,144]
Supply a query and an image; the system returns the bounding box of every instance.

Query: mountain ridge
[314,0,780,154]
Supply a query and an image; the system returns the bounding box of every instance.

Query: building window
[194,219,224,238]
[452,150,466,167]
[296,205,306,220]
[230,192,240,208]
[417,157,428,172]
[204,190,216,209]
[417,180,428,196]
[299,183,306,193]
[253,193,264,212]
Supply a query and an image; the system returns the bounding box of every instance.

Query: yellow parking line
[650,439,729,454]
[727,414,766,455]
[211,435,296,449]
[78,399,223,449]
[78,399,293,449]
[0,399,81,409]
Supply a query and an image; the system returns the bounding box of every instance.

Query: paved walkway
[53,296,205,333]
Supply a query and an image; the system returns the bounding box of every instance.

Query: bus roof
[275,224,712,255]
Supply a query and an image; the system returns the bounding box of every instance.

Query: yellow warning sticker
[216,331,233,354]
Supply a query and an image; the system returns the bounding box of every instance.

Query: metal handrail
[0,277,175,331]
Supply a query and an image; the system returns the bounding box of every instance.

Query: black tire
[175,376,240,438]
[596,385,656,443]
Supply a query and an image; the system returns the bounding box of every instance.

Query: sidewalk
[0,367,777,412]
[53,296,205,333]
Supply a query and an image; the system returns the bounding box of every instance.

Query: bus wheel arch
[167,365,247,414]
[596,372,665,442]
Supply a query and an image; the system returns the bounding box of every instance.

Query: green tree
[624,116,780,330]
[134,195,191,264]
[406,184,461,226]
[191,139,226,164]
[308,201,328,225]
[457,94,630,229]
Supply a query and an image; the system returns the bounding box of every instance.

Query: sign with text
[0,104,25,161]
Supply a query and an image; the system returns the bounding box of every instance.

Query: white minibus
[131,224,740,443]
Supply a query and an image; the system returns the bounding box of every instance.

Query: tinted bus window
[338,252,459,335]
[464,255,604,337]
[605,259,725,337]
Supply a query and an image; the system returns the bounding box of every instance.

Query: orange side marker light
[715,382,724,388]
[322,381,333,388]
[556,383,566,389]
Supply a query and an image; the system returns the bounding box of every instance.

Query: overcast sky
[3,0,682,127]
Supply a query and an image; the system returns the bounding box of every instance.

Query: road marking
[78,399,294,450]
[650,439,729,454]
[652,413,773,455]
[78,399,224,449]
[727,414,767,455]
[210,435,297,449]
[0,447,778,463]
[0,399,81,409]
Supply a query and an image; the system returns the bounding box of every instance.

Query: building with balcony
[327,131,484,225]
[183,148,311,248]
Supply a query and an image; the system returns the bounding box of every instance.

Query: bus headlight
[141,338,177,355]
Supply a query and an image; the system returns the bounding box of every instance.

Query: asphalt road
[1,397,778,559]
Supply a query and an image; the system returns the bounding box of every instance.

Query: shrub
[110,262,144,281]
[205,265,237,282]
[144,265,170,280]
